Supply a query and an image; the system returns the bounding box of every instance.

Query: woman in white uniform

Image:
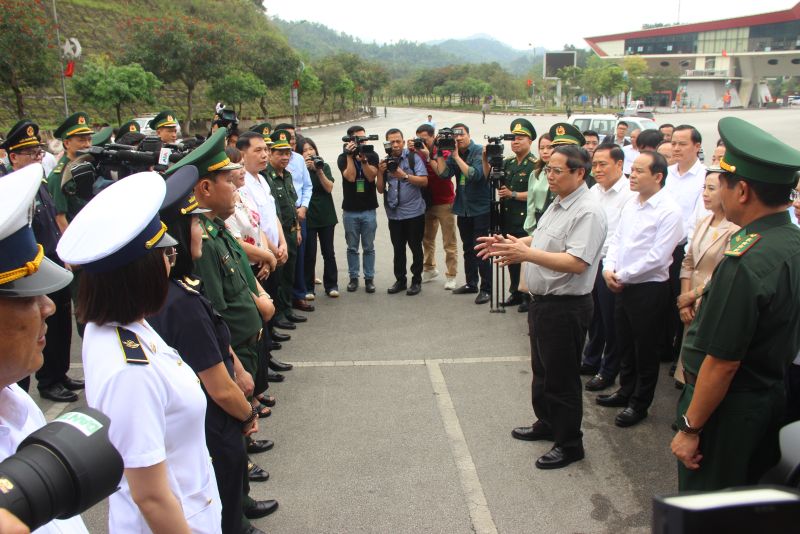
[57,172,222,534]
[0,164,88,533]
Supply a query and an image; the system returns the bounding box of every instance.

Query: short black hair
[659,123,675,130]
[416,124,434,136]
[593,143,624,163]
[717,138,725,147]
[617,121,629,128]
[225,146,242,164]
[452,123,469,134]
[385,128,403,140]
[582,130,599,139]
[274,123,294,131]
[236,131,262,151]
[296,136,319,157]
[639,150,668,187]
[719,173,795,208]
[552,145,591,178]
[636,130,664,150]
[77,248,169,325]
[674,124,702,144]
[347,125,365,137]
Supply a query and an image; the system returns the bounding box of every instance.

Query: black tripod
[488,166,506,314]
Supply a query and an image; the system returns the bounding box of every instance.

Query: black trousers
[388,214,425,285]
[529,294,593,449]
[19,285,73,391]
[275,226,297,320]
[457,212,491,293]
[305,224,338,292]
[664,245,685,361]
[615,281,671,412]
[582,266,620,381]
[205,416,247,534]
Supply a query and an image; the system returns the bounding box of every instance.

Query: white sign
[62,37,82,59]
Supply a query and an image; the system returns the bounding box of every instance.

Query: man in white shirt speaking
[598,151,684,427]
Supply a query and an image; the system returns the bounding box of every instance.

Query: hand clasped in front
[475,234,529,267]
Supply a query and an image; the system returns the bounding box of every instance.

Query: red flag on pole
[64,60,75,77]
[722,49,728,57]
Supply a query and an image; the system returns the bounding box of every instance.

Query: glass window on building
[749,20,800,52]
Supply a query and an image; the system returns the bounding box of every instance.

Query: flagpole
[52,0,69,115]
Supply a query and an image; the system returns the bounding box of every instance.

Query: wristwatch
[511,191,518,200]
[677,414,702,435]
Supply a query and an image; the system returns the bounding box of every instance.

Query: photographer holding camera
[377,128,428,296]
[338,125,380,293]
[430,123,491,304]
[481,119,537,308]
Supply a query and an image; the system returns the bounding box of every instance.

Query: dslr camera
[382,142,400,173]
[485,133,515,187]
[342,134,379,156]
[310,155,325,170]
[435,128,464,152]
[412,137,425,149]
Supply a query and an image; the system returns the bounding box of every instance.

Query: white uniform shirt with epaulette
[82,320,222,533]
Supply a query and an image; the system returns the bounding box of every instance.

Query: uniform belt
[236,328,263,349]
[683,370,698,386]
[529,293,589,303]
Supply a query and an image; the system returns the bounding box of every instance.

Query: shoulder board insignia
[183,276,201,287]
[116,327,149,365]
[53,163,64,174]
[176,279,199,294]
[725,233,761,257]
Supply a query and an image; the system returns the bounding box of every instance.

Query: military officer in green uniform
[671,117,800,491]
[91,126,113,147]
[482,118,537,306]
[149,110,179,144]
[47,111,94,232]
[265,130,305,327]
[250,122,273,139]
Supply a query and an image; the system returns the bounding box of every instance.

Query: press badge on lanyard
[459,173,466,186]
[356,177,365,193]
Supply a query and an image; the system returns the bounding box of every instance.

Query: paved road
[40,107,799,533]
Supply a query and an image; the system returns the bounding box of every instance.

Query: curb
[298,114,372,132]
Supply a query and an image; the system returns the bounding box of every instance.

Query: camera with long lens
[342,134,379,156]
[435,128,463,151]
[413,137,424,149]
[382,142,400,173]
[310,155,325,170]
[0,407,123,532]
[485,133,515,187]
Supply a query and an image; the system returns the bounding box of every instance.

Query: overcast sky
[266,0,796,50]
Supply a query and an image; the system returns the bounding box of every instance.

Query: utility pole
[52,0,69,116]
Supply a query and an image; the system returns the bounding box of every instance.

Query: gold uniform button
[230,268,235,273]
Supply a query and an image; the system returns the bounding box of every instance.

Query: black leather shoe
[517,300,529,313]
[271,330,291,342]
[511,421,553,441]
[347,278,358,292]
[267,369,285,382]
[247,438,275,454]
[501,293,523,307]
[244,499,279,519]
[270,341,282,351]
[579,363,599,376]
[387,281,407,294]
[268,357,293,372]
[365,279,376,293]
[286,312,307,323]
[292,298,315,312]
[274,319,296,330]
[38,384,78,403]
[474,291,490,305]
[406,283,421,296]
[615,407,647,427]
[62,377,85,390]
[596,391,629,407]
[452,284,478,294]
[585,375,613,391]
[247,461,269,482]
[535,445,585,470]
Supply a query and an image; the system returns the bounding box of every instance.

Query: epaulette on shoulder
[176,277,200,295]
[52,162,64,174]
[725,233,761,257]
[116,327,149,365]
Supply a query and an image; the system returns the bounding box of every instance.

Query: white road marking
[291,356,527,367]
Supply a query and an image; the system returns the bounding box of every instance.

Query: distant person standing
[425,115,436,129]
[481,103,490,124]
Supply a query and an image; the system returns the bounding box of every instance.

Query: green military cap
[250,122,272,138]
[163,128,241,178]
[549,122,585,147]
[118,120,141,136]
[1,120,43,152]
[148,110,179,130]
[54,112,93,140]
[269,129,292,150]
[510,118,536,140]
[717,116,800,185]
[92,126,113,147]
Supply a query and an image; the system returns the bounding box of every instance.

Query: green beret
[118,120,141,136]
[54,112,93,140]
[717,117,800,185]
[1,120,43,152]
[510,118,536,140]
[163,128,241,177]
[148,110,179,130]
[269,129,292,150]
[549,122,585,147]
[92,126,113,147]
[250,122,272,139]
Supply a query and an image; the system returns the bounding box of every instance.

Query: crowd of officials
[1,106,800,533]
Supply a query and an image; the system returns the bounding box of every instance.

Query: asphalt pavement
[40,106,800,533]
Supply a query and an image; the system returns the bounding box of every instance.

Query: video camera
[485,133,515,186]
[382,142,400,173]
[0,407,123,531]
[212,106,239,131]
[342,134,379,156]
[434,128,464,152]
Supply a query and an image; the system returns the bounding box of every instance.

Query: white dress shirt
[242,170,280,246]
[288,151,312,209]
[588,176,637,258]
[0,385,89,534]
[664,159,706,241]
[603,188,685,284]
[622,145,639,176]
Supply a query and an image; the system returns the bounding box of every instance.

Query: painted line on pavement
[427,361,497,534]
[290,356,527,367]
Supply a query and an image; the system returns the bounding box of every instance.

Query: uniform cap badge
[77,116,86,125]
[556,126,565,136]
[26,126,34,137]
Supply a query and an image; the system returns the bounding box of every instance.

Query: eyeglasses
[791,189,800,202]
[16,148,45,158]
[165,247,178,266]
[544,166,574,177]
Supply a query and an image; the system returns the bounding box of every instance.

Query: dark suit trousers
[582,266,620,381]
[529,294,593,449]
[388,215,425,285]
[37,285,73,388]
[665,245,685,360]
[616,281,671,412]
[457,212,491,293]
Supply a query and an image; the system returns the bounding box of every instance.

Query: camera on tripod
[434,128,463,151]
[485,134,515,187]
[383,142,400,173]
[342,134,379,156]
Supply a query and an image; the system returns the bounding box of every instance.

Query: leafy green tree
[243,33,301,117]
[312,56,348,120]
[623,56,651,101]
[72,60,161,124]
[124,16,234,132]
[206,70,266,115]
[0,0,59,118]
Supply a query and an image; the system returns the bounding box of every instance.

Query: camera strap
[355,159,365,193]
